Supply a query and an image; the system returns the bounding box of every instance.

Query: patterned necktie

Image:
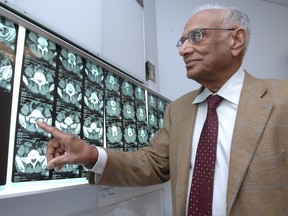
[188,94,223,216]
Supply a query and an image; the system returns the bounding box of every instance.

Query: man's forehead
[184,9,224,29]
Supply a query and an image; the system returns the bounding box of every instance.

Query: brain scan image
[57,77,82,108]
[148,111,157,128]
[18,101,52,134]
[124,125,136,144]
[148,94,156,109]
[123,102,135,120]
[157,99,165,112]
[136,106,146,122]
[26,32,57,66]
[158,116,164,129]
[0,52,13,91]
[0,17,16,51]
[83,116,103,141]
[84,87,103,113]
[135,86,145,101]
[137,127,148,144]
[57,164,79,174]
[55,110,81,136]
[106,98,121,117]
[59,48,83,78]
[121,81,133,97]
[14,141,48,175]
[22,65,54,100]
[107,123,122,143]
[105,73,120,92]
[85,61,104,84]
[148,128,156,143]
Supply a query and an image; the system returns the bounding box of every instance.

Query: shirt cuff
[89,146,107,174]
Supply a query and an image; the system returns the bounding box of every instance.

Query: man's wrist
[84,145,98,169]
[84,161,96,169]
[88,147,108,174]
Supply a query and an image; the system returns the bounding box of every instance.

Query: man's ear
[230,28,246,57]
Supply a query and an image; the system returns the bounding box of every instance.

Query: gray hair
[193,4,251,53]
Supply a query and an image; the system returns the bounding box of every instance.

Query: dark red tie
[188,95,223,216]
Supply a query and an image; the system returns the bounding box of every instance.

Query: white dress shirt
[188,68,245,215]
[90,147,107,175]
[91,68,245,215]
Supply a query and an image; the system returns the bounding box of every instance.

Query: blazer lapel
[174,88,202,214]
[226,73,273,214]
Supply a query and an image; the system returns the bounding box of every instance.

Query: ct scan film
[12,29,105,182]
[121,80,137,151]
[135,86,149,148]
[81,60,105,176]
[0,15,17,185]
[147,92,168,144]
[0,9,170,187]
[13,30,55,182]
[52,47,83,179]
[105,72,123,150]
[83,60,104,147]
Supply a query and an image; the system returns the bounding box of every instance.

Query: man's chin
[186,69,198,79]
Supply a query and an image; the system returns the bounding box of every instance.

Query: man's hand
[36,121,98,171]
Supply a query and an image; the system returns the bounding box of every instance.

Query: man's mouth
[185,59,200,68]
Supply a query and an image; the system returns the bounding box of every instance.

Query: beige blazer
[88,72,288,215]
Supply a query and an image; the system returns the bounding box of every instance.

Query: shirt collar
[193,68,245,105]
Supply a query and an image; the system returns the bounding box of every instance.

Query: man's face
[178,10,235,87]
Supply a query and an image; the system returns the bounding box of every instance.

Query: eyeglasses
[176,28,236,49]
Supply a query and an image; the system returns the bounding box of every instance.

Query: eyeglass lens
[176,29,203,49]
[189,29,202,44]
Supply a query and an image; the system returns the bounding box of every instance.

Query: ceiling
[261,0,288,7]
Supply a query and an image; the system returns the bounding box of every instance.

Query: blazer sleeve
[87,104,172,186]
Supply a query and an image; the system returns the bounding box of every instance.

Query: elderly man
[38,4,288,216]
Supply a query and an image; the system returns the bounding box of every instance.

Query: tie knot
[207,94,223,110]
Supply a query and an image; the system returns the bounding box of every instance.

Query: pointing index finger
[36,121,62,138]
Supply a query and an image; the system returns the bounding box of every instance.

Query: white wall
[143,0,160,92]
[155,0,288,100]
[0,0,146,82]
